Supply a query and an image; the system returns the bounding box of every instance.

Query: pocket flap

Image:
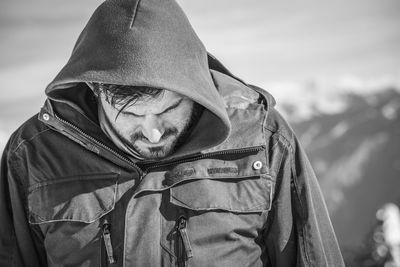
[28,173,119,224]
[170,175,272,213]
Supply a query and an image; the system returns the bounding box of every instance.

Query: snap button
[42,113,50,121]
[252,160,263,170]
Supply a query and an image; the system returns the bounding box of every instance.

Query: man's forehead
[134,89,184,105]
[121,89,187,114]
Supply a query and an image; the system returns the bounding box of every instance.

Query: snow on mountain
[263,74,400,122]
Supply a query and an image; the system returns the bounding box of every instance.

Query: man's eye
[162,108,174,114]
[119,112,142,117]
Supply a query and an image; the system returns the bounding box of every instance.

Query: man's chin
[134,144,173,160]
[132,137,179,159]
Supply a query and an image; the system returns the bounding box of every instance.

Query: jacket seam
[269,128,293,148]
[263,118,294,146]
[12,128,52,153]
[4,146,17,266]
[170,195,269,213]
[9,221,16,266]
[6,152,29,266]
[27,172,119,193]
[272,142,287,201]
[261,130,289,236]
[288,144,313,267]
[159,215,177,262]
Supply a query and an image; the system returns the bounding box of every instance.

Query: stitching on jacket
[13,128,52,153]
[159,216,177,261]
[271,141,287,204]
[170,194,270,213]
[129,0,142,28]
[9,226,16,266]
[165,173,273,191]
[29,180,118,224]
[27,172,119,193]
[30,204,113,224]
[289,144,313,267]
[4,152,29,265]
[274,138,286,179]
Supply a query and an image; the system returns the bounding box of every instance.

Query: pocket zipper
[102,219,116,264]
[176,216,193,267]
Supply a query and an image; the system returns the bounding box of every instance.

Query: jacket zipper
[144,146,264,175]
[102,219,116,265]
[176,216,193,267]
[53,114,141,171]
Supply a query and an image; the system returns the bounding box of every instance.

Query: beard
[117,102,203,160]
[128,127,179,159]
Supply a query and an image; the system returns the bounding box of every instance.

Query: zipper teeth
[144,146,264,173]
[54,114,139,170]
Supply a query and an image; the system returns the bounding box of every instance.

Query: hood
[45,0,231,156]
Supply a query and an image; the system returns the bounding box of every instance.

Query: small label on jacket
[207,167,239,175]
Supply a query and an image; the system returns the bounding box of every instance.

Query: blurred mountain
[284,87,400,252]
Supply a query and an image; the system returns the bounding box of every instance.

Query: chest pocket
[166,147,273,213]
[160,149,273,266]
[28,172,119,224]
[27,173,119,266]
[170,175,272,213]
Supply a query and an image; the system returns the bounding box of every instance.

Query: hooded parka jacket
[0,0,344,266]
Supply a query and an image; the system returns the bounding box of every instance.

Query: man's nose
[141,115,164,143]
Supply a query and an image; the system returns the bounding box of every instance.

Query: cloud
[0,60,63,102]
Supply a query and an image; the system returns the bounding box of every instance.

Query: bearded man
[0,0,344,266]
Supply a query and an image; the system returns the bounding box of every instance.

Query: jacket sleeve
[264,134,344,267]
[0,142,47,267]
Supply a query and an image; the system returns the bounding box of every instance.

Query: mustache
[130,127,178,142]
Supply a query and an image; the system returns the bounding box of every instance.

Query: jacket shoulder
[5,113,50,154]
[264,106,296,149]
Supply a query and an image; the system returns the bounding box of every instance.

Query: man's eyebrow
[120,98,183,116]
[160,98,183,114]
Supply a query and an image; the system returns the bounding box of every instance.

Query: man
[0,0,344,266]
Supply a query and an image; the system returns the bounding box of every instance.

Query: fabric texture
[0,0,344,266]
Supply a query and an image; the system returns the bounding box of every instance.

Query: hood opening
[45,0,231,158]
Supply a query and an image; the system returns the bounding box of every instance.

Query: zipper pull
[177,216,193,259]
[102,219,116,264]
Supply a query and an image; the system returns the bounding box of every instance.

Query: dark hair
[92,83,164,113]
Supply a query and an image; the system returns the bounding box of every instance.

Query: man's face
[99,90,198,159]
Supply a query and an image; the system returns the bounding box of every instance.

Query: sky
[0,0,400,146]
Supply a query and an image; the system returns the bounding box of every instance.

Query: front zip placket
[40,110,144,177]
[142,146,265,175]
[176,216,193,267]
[53,114,138,169]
